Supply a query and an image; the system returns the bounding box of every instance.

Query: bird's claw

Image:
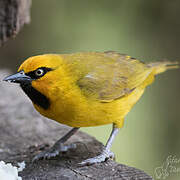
[32,149,58,162]
[32,143,76,162]
[79,150,114,166]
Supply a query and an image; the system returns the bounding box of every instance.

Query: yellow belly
[34,86,145,128]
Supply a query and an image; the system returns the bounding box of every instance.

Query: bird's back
[61,51,155,101]
[49,51,178,128]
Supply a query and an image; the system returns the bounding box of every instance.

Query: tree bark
[0,70,153,180]
[0,0,31,46]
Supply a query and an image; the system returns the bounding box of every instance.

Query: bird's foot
[79,149,114,166]
[32,143,76,162]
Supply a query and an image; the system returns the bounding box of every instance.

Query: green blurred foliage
[0,0,180,178]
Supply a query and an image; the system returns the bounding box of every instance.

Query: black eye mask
[20,67,53,110]
[26,67,53,80]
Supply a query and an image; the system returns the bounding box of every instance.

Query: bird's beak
[3,71,31,84]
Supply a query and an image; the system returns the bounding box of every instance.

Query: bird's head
[4,54,63,83]
[3,54,65,110]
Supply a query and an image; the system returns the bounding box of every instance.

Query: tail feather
[147,61,179,75]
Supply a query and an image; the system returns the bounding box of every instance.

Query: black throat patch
[20,82,50,110]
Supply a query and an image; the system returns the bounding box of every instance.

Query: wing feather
[77,52,152,101]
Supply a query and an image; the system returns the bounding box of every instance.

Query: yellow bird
[3,51,179,165]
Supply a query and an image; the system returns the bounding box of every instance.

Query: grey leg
[79,124,119,165]
[33,127,79,162]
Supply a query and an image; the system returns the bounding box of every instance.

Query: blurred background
[0,0,180,179]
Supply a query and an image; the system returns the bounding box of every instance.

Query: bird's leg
[80,124,119,165]
[32,127,79,162]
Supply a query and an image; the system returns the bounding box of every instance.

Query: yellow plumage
[18,52,179,128]
[4,51,179,164]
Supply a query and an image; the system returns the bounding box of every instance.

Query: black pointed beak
[3,71,31,83]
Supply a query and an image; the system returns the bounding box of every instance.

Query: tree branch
[0,0,31,46]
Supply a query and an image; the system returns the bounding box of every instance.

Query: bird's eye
[20,71,25,75]
[35,68,44,77]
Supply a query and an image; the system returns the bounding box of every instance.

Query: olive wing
[77,53,152,101]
